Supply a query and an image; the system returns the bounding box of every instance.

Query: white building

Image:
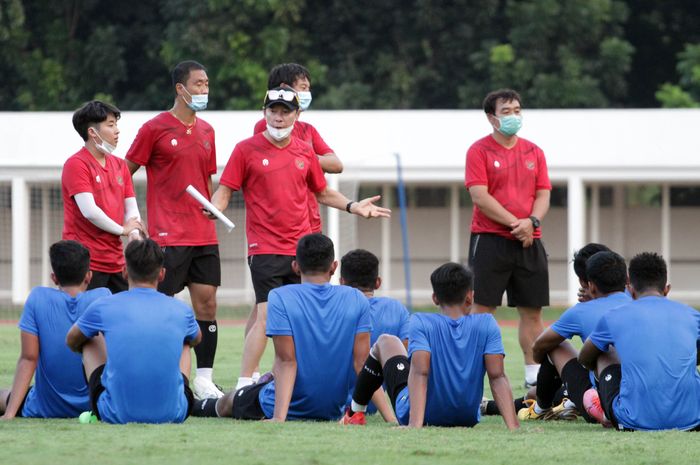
[2,109,700,306]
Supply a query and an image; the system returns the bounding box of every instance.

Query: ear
[431,293,439,306]
[329,260,338,276]
[375,276,382,290]
[291,260,301,276]
[122,267,128,282]
[663,283,671,296]
[50,272,59,286]
[487,113,500,129]
[627,283,638,300]
[587,280,598,297]
[84,270,93,286]
[158,267,166,283]
[465,289,474,307]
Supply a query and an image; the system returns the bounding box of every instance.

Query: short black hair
[72,100,121,141]
[628,252,667,294]
[340,249,379,291]
[585,251,627,294]
[267,63,311,89]
[125,239,164,283]
[430,262,473,306]
[49,240,91,286]
[172,60,207,87]
[296,233,334,274]
[573,243,612,281]
[482,89,522,115]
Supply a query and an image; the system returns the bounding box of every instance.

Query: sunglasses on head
[266,89,299,103]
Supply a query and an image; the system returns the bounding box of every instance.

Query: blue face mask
[297,91,312,111]
[182,87,208,112]
[496,114,522,136]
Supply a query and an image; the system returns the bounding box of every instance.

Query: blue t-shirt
[76,288,199,424]
[259,283,372,420]
[589,296,700,431]
[18,287,110,418]
[551,292,631,342]
[395,312,504,427]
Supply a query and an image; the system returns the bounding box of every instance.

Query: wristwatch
[529,215,541,228]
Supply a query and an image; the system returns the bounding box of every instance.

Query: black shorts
[88,271,128,294]
[158,245,221,296]
[231,379,271,420]
[5,388,29,417]
[468,233,549,308]
[88,365,194,421]
[383,355,410,411]
[597,364,625,430]
[248,254,300,304]
[561,358,595,423]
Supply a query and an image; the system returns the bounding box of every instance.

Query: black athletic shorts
[5,388,29,417]
[383,355,411,411]
[88,271,128,294]
[468,233,549,308]
[597,364,626,430]
[88,365,194,421]
[158,245,221,296]
[561,358,595,423]
[248,254,300,304]
[231,379,271,420]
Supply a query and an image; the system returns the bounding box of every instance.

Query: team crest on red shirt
[526,160,535,170]
[295,159,305,170]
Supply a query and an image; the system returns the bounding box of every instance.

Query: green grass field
[1,322,699,465]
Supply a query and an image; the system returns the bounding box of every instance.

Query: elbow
[327,160,343,174]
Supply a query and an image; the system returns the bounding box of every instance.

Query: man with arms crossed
[62,100,143,293]
[192,234,371,421]
[465,88,551,388]
[579,252,700,431]
[0,241,110,419]
[210,88,389,390]
[340,262,519,430]
[66,239,201,424]
[125,60,221,399]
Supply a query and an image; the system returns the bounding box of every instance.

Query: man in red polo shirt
[211,87,390,390]
[465,88,552,389]
[125,60,222,400]
[62,100,143,294]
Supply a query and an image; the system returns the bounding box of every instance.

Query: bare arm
[485,354,519,430]
[1,332,39,420]
[371,387,397,423]
[578,338,604,372]
[271,335,297,422]
[315,190,391,219]
[407,351,430,428]
[208,185,233,216]
[509,189,551,247]
[532,328,566,364]
[66,324,90,353]
[187,329,202,348]
[207,177,213,197]
[318,153,343,174]
[126,159,140,176]
[352,332,370,375]
[468,185,518,227]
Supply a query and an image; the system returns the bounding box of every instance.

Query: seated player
[340,249,410,422]
[519,249,629,423]
[0,241,110,419]
[340,263,519,429]
[579,252,700,431]
[192,234,371,421]
[66,239,201,424]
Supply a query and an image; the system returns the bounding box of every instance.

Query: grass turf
[1,323,699,465]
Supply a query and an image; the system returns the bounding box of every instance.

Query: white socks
[351,400,367,413]
[196,368,213,381]
[525,364,540,386]
[236,377,254,390]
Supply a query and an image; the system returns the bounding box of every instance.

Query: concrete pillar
[12,177,30,304]
[567,177,586,306]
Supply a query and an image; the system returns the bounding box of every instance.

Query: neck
[171,99,197,125]
[301,273,331,285]
[85,143,106,161]
[440,303,470,319]
[491,130,518,148]
[593,290,623,299]
[361,289,375,298]
[59,284,86,298]
[263,131,291,148]
[636,290,664,299]
[128,280,159,290]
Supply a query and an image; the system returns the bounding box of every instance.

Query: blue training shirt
[395,312,504,427]
[589,296,700,431]
[259,283,372,420]
[19,287,110,418]
[76,288,199,424]
[551,292,631,342]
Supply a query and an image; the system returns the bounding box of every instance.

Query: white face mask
[266,123,294,141]
[297,91,312,111]
[92,128,116,154]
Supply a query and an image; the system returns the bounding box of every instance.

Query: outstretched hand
[350,195,391,219]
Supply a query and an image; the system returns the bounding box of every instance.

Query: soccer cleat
[193,377,225,400]
[517,399,551,420]
[338,408,366,426]
[583,388,612,427]
[78,411,98,424]
[545,398,579,421]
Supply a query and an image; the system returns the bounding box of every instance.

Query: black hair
[585,251,627,294]
[172,60,207,87]
[628,252,667,294]
[125,239,164,283]
[267,63,311,89]
[72,100,121,141]
[482,88,522,115]
[49,240,90,286]
[296,233,334,274]
[430,262,473,306]
[340,249,379,291]
[573,243,612,281]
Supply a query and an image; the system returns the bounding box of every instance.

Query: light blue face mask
[297,91,312,111]
[182,87,208,112]
[496,114,522,136]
